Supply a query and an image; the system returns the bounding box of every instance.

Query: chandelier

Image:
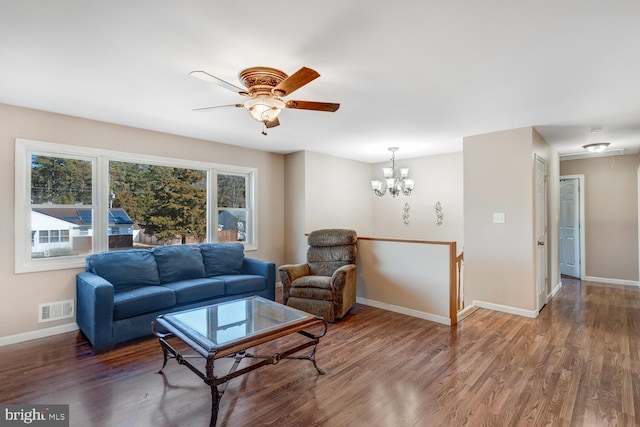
[371,147,415,197]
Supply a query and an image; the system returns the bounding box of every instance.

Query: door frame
[560,174,586,279]
[535,155,548,311]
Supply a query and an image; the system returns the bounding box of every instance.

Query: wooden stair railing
[456,251,464,312]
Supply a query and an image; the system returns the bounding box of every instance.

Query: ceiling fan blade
[272,67,320,96]
[189,71,249,96]
[192,104,244,111]
[285,100,340,112]
[265,117,280,128]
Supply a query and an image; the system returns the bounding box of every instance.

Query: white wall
[463,127,559,313]
[304,151,373,235]
[284,150,464,260]
[284,150,373,264]
[283,149,463,324]
[0,103,285,340]
[371,152,463,246]
[283,151,307,264]
[560,153,639,282]
[357,239,452,324]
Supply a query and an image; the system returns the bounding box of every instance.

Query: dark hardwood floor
[2,278,640,426]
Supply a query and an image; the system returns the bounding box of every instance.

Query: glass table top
[159,296,317,355]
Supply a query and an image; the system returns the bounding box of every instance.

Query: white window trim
[15,138,258,274]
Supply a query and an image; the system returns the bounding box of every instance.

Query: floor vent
[38,299,74,323]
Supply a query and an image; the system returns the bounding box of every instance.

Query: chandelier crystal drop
[371,147,414,197]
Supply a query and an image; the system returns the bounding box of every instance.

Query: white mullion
[93,155,110,253]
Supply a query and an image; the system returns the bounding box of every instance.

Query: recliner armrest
[76,272,115,353]
[330,264,357,294]
[278,264,310,303]
[330,264,357,319]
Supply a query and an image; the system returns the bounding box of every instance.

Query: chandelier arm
[371,147,413,198]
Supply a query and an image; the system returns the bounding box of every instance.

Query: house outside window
[15,139,257,273]
[217,172,250,243]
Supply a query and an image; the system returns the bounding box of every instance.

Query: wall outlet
[493,212,506,224]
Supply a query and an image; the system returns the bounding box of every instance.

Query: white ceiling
[2,1,640,163]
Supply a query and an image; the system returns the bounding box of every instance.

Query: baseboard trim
[473,300,538,318]
[583,276,640,287]
[356,297,451,326]
[548,281,563,299]
[456,304,476,321]
[0,322,79,347]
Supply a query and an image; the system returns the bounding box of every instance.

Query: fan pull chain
[262,122,268,136]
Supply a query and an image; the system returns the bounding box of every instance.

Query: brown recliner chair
[279,229,357,322]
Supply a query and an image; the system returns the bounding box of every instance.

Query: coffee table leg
[309,344,325,375]
[209,385,221,427]
[158,343,170,373]
[293,343,325,375]
[206,357,221,427]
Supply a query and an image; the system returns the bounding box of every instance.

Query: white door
[535,156,548,311]
[560,178,581,278]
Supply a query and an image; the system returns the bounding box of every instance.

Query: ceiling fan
[190,66,340,132]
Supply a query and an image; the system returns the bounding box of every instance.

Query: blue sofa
[76,243,275,353]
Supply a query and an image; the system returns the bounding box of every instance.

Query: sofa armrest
[243,258,276,301]
[278,264,310,304]
[76,272,115,353]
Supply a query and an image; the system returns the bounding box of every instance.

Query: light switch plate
[493,212,506,224]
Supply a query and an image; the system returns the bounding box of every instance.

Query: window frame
[15,138,258,274]
[214,171,252,243]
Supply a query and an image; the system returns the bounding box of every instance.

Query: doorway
[560,175,585,279]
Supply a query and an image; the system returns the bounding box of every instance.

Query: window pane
[31,208,92,258]
[218,174,246,208]
[109,161,207,248]
[31,155,92,204]
[218,209,247,242]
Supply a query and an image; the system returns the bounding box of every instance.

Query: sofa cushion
[86,249,160,291]
[153,245,206,284]
[113,286,176,320]
[161,278,225,304]
[216,275,266,296]
[200,243,244,277]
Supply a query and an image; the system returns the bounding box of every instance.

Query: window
[29,154,95,262]
[109,161,207,246]
[15,139,257,273]
[217,172,250,243]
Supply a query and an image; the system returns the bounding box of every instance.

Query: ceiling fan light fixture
[243,96,285,123]
[583,142,610,153]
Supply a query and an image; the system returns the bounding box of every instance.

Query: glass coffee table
[151,296,328,426]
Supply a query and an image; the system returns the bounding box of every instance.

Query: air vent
[38,299,74,323]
